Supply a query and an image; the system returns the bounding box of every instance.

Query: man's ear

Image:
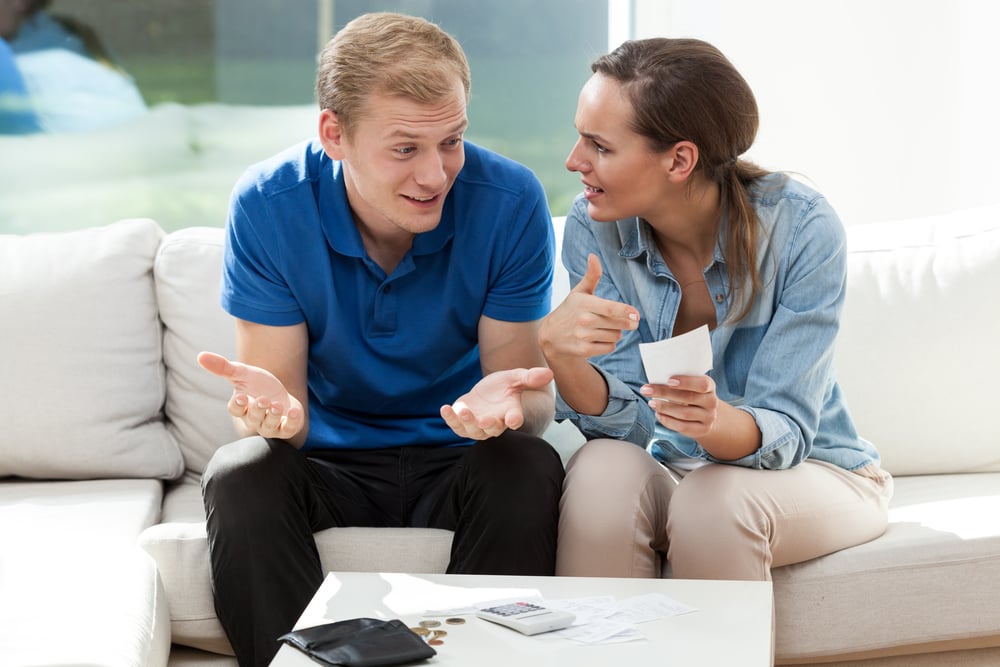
[662,140,699,183]
[318,109,346,160]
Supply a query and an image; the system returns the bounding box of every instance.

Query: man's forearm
[517,386,556,437]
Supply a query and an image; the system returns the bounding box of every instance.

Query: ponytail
[718,159,774,323]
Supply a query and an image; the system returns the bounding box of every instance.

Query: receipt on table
[638,324,713,384]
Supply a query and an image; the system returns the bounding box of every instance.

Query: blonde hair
[315,12,471,136]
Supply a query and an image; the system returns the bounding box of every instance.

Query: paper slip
[543,593,699,645]
[638,324,713,384]
[611,593,697,624]
[553,620,645,644]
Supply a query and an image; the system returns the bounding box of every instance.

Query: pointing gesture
[574,252,605,296]
[539,253,640,362]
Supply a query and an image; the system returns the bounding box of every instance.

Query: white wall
[624,0,1000,225]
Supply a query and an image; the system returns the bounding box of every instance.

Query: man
[197,12,564,666]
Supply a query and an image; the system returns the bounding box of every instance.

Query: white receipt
[638,324,713,384]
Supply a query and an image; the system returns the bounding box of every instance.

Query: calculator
[475,601,575,635]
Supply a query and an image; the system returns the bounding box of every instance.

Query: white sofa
[2,141,1000,664]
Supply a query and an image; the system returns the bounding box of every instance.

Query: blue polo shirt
[221,139,554,451]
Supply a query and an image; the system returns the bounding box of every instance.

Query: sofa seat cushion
[140,478,453,654]
[0,480,170,666]
[0,478,163,543]
[0,218,184,480]
[0,546,170,666]
[773,472,1000,662]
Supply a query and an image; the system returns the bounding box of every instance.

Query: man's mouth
[404,194,438,203]
[584,184,604,194]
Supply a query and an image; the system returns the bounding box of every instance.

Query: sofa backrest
[113,205,1000,478]
[0,219,185,480]
[543,209,1000,476]
[154,227,239,476]
[4,205,996,481]
[832,204,1000,475]
[157,220,577,476]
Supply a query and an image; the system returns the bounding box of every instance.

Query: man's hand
[539,253,639,362]
[441,367,554,440]
[197,351,305,440]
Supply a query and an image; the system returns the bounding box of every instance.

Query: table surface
[270,571,773,667]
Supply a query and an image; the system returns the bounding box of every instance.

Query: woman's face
[566,73,671,222]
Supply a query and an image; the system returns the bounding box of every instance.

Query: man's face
[321,78,468,240]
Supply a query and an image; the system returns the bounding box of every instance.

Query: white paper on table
[638,324,713,384]
[544,596,620,624]
[611,592,698,624]
[550,619,645,644]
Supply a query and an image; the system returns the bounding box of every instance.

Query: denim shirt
[555,174,880,471]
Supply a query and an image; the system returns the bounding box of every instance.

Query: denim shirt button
[715,293,724,303]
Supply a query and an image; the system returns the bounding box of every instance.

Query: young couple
[198,12,893,666]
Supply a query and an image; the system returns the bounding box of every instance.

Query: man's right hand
[197,351,305,440]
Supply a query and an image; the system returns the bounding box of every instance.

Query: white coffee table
[271,571,772,666]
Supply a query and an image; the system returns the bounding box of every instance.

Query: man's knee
[202,436,301,506]
[467,431,564,485]
[458,432,563,522]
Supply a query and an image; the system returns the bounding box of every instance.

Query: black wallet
[278,617,437,666]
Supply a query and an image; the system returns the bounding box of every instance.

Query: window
[0,0,609,233]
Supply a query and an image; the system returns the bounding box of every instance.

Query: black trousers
[201,431,565,667]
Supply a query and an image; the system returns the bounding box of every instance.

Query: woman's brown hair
[591,38,775,322]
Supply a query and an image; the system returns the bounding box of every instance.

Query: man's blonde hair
[316,12,471,135]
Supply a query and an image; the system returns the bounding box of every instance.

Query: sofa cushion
[140,478,453,654]
[0,219,184,480]
[0,546,170,666]
[155,227,240,474]
[0,480,170,666]
[772,472,1000,661]
[0,478,164,543]
[836,205,1000,475]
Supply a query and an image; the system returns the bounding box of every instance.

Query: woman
[541,38,893,580]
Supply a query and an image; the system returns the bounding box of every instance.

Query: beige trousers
[555,439,893,580]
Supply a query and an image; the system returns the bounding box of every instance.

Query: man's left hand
[441,367,553,440]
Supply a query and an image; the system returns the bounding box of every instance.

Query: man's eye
[396,147,416,155]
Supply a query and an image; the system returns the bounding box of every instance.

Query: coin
[428,639,444,646]
[409,626,430,637]
[430,629,448,639]
[445,617,466,625]
[419,619,441,628]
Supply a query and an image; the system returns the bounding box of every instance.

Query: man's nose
[414,151,448,189]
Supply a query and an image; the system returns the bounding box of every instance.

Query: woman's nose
[565,140,587,173]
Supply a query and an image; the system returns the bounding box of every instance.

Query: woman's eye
[396,146,415,155]
[592,140,608,154]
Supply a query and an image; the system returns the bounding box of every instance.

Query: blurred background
[1,0,998,233]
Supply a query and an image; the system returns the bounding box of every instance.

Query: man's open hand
[440,367,553,440]
[198,351,305,440]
